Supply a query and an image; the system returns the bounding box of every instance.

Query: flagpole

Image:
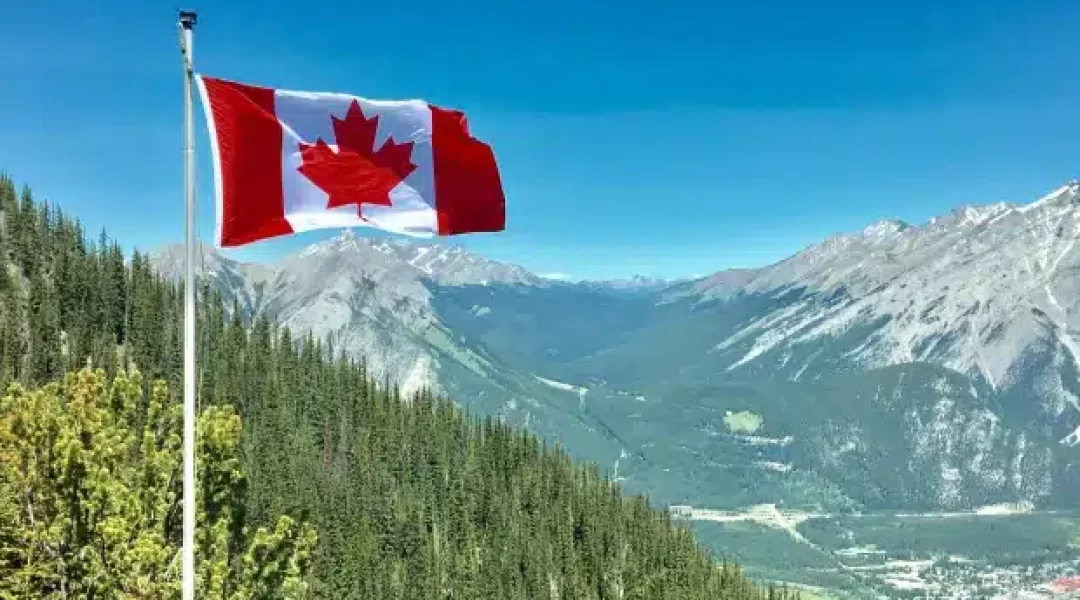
[178,9,198,600]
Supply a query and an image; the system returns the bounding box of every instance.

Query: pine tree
[13,186,37,275]
[0,368,317,598]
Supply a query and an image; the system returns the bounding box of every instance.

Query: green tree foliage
[0,175,798,599]
[0,367,317,598]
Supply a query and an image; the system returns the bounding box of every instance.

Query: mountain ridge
[150,180,1080,516]
[682,181,1080,387]
[159,179,1080,301]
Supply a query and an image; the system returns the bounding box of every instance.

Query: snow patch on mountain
[1019,182,1079,214]
[535,376,583,393]
[536,376,589,409]
[1062,425,1080,446]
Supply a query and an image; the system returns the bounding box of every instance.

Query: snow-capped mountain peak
[860,218,910,240]
[286,230,540,287]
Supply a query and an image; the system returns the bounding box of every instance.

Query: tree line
[0,174,800,599]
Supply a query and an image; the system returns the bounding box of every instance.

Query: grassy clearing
[723,410,763,433]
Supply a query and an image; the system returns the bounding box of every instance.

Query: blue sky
[2,0,1079,280]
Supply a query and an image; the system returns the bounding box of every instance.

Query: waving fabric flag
[196,76,506,247]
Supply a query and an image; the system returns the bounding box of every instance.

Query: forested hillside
[0,174,797,599]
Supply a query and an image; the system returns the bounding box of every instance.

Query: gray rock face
[698,182,1080,396]
[152,231,542,396]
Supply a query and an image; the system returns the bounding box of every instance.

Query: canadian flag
[195,76,506,247]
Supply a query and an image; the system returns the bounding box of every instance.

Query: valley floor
[675,505,1080,599]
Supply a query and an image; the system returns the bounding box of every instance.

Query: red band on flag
[430,105,506,235]
[199,77,293,246]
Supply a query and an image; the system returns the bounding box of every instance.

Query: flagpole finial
[179,10,198,29]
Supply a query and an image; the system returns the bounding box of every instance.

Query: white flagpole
[178,9,198,600]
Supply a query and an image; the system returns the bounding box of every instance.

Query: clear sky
[2,0,1079,281]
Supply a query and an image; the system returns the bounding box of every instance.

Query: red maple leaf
[297,100,417,217]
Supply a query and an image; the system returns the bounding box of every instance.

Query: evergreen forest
[0,174,799,599]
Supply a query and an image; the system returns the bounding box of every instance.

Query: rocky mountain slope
[154,231,544,396]
[152,181,1080,514]
[682,181,1080,399]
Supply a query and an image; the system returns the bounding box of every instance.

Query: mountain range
[153,181,1080,515]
